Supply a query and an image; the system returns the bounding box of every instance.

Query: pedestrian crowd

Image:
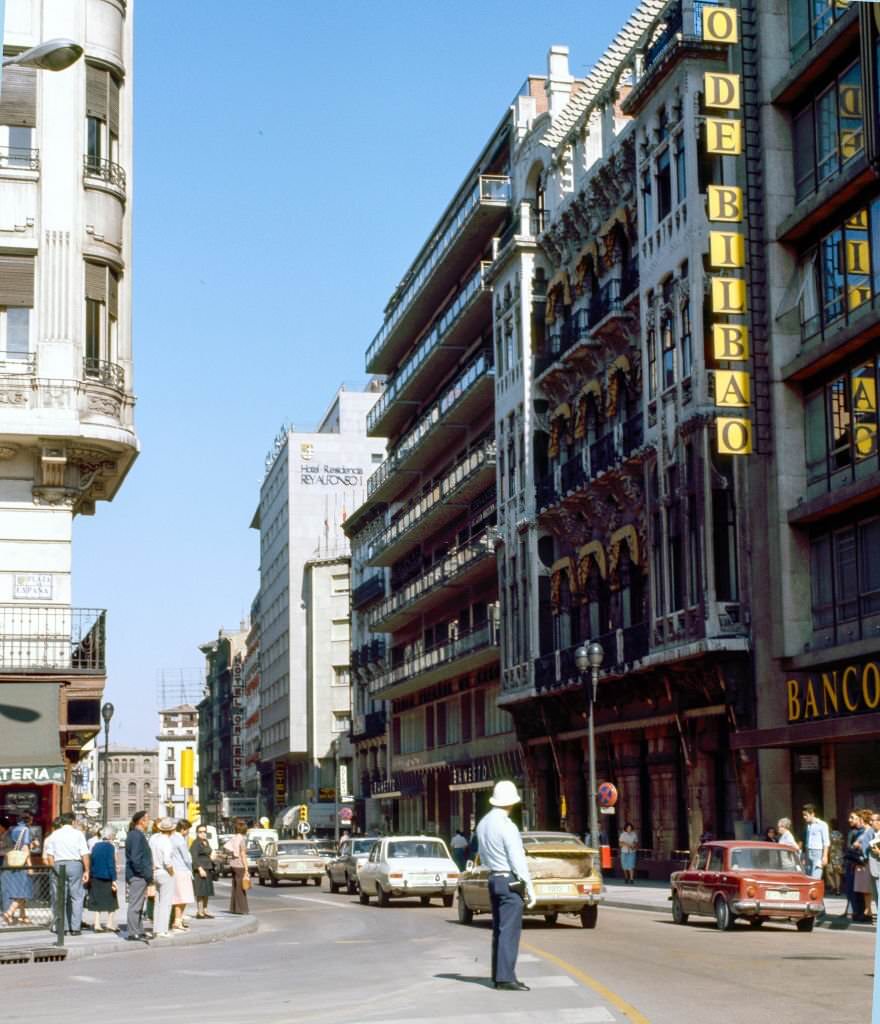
[0,809,240,941]
[766,803,880,923]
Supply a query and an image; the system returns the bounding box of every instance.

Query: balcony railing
[368,621,500,697]
[643,3,684,73]
[0,146,39,171]
[589,433,616,476]
[367,263,491,435]
[368,440,496,564]
[0,606,106,674]
[366,176,511,371]
[351,573,385,610]
[350,709,387,742]
[622,412,644,455]
[83,358,125,390]
[0,350,35,373]
[83,155,127,190]
[368,534,493,631]
[534,624,649,693]
[368,352,494,498]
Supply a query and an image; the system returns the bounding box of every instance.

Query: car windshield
[729,847,803,872]
[352,840,376,855]
[387,840,448,859]
[278,842,316,856]
[522,834,584,847]
[246,843,262,856]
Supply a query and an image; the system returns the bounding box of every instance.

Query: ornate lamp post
[101,702,114,826]
[575,641,604,848]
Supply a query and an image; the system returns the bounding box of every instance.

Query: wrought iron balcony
[368,534,494,632]
[535,309,595,379]
[622,412,644,456]
[0,146,39,171]
[366,176,511,374]
[351,573,385,610]
[534,624,649,694]
[367,263,492,438]
[350,709,387,742]
[0,350,35,374]
[0,605,106,674]
[643,3,683,73]
[367,352,494,502]
[536,472,559,511]
[368,621,500,700]
[83,155,127,191]
[84,357,125,391]
[367,441,496,567]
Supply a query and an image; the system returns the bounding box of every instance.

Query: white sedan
[357,836,459,907]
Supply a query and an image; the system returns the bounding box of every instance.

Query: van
[246,827,278,852]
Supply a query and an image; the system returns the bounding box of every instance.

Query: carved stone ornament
[0,387,28,407]
[86,394,122,418]
[0,445,19,460]
[32,486,78,509]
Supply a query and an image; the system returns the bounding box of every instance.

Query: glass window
[851,361,878,467]
[642,171,652,230]
[661,312,675,390]
[834,527,859,622]
[805,388,828,496]
[8,126,32,168]
[819,228,845,328]
[647,324,658,399]
[656,147,672,222]
[674,134,686,204]
[793,107,816,203]
[85,297,102,364]
[839,62,864,165]
[860,518,880,614]
[680,299,692,379]
[5,308,29,359]
[845,209,871,313]
[86,116,102,167]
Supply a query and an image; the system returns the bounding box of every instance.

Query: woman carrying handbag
[226,818,250,915]
[2,816,34,924]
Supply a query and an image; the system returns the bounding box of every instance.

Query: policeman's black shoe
[495,981,530,991]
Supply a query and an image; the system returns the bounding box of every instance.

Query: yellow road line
[522,940,651,1024]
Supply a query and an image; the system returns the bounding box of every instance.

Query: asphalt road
[6,878,875,1023]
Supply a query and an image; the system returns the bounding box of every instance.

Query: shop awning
[730,712,880,750]
[0,682,63,785]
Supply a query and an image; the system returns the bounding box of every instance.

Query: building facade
[345,114,521,840]
[0,0,138,838]
[241,593,262,813]
[157,704,198,820]
[253,386,384,817]
[727,1,880,828]
[98,746,158,824]
[197,626,248,826]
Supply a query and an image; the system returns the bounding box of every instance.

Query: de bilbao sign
[786,659,880,723]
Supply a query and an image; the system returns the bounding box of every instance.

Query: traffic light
[299,805,308,822]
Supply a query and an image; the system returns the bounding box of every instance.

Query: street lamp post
[575,641,604,849]
[101,702,114,826]
[1,39,83,71]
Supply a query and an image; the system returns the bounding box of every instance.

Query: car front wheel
[358,887,370,905]
[270,872,279,888]
[258,873,266,887]
[544,913,558,925]
[457,892,473,925]
[671,894,688,925]
[714,897,734,931]
[328,873,340,894]
[580,905,598,929]
[796,917,815,933]
[346,876,358,895]
[442,893,454,908]
[377,884,390,907]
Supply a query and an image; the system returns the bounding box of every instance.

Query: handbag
[6,831,28,867]
[241,875,251,892]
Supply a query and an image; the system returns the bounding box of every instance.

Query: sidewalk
[0,907,257,962]
[601,877,875,931]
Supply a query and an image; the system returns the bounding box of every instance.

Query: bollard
[55,865,66,948]
[600,845,612,871]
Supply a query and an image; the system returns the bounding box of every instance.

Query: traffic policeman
[475,780,535,991]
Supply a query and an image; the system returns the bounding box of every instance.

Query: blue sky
[72,1,640,745]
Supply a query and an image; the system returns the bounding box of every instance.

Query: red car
[670,840,824,932]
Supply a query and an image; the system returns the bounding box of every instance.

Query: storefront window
[810,513,880,645]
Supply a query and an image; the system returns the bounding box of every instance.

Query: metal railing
[350,709,387,742]
[369,441,496,563]
[83,155,126,190]
[534,623,649,693]
[0,146,39,171]
[366,175,511,368]
[83,357,125,390]
[351,574,385,610]
[0,350,35,373]
[367,263,491,433]
[643,3,683,72]
[0,606,106,673]
[368,534,493,629]
[368,621,500,696]
[0,864,66,945]
[368,352,493,496]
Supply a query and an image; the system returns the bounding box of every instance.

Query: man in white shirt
[802,804,830,880]
[475,780,536,991]
[43,813,90,935]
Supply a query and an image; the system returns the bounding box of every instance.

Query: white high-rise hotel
[0,0,137,825]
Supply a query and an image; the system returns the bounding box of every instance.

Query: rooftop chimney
[546,45,573,119]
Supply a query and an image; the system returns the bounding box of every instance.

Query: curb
[0,915,259,962]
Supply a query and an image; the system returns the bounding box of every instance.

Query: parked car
[215,836,261,877]
[670,840,825,931]
[326,837,378,894]
[456,831,602,929]
[256,840,326,886]
[357,835,459,907]
[246,827,279,852]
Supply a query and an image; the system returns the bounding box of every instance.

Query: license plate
[766,890,799,901]
[409,874,440,885]
[538,883,575,896]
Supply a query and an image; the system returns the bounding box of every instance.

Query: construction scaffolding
[156,667,204,710]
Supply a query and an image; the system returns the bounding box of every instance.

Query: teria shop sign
[0,765,65,786]
[702,5,752,456]
[786,659,880,723]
